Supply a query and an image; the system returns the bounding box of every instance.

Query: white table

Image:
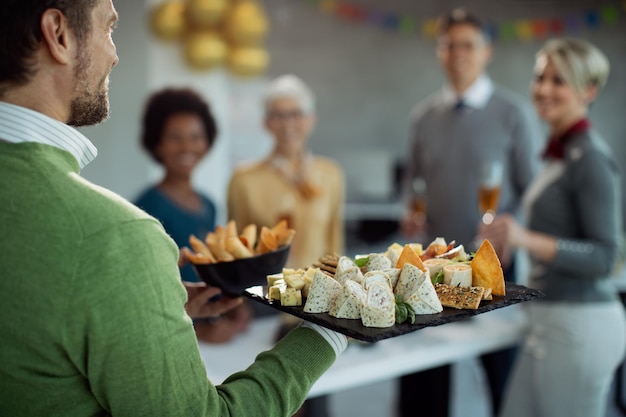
[198,305,527,398]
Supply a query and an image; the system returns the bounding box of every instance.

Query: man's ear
[40,9,74,65]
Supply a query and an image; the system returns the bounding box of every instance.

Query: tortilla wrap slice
[403,272,443,314]
[303,269,342,313]
[335,265,364,286]
[381,268,401,289]
[394,263,429,299]
[335,256,356,277]
[362,253,392,273]
[385,243,404,267]
[328,279,366,319]
[363,270,391,290]
[361,282,395,328]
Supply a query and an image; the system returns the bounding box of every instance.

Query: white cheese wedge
[303,270,342,313]
[329,279,367,319]
[361,282,395,328]
[442,263,472,287]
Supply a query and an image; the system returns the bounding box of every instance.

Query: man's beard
[67,50,111,127]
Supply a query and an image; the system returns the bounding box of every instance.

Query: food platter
[245,282,542,342]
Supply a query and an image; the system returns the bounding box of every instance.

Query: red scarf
[542,119,590,160]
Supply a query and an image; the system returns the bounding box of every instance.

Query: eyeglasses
[267,110,305,121]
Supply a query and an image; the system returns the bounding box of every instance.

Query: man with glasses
[399,9,540,417]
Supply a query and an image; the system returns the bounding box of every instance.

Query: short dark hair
[141,88,218,164]
[0,0,99,90]
[438,9,490,42]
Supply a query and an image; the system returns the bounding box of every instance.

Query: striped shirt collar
[0,101,98,169]
[442,75,494,109]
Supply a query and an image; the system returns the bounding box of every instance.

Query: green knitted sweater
[0,141,336,416]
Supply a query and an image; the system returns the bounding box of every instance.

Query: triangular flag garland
[304,0,625,42]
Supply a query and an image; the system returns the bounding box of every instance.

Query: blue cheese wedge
[303,270,342,313]
[280,287,302,306]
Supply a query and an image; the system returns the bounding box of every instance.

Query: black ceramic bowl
[193,245,291,296]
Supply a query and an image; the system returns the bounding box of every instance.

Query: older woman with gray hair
[228,74,345,270]
[479,38,625,417]
[227,76,344,417]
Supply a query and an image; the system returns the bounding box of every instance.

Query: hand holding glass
[478,161,503,225]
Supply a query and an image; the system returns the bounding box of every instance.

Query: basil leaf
[354,256,369,267]
[432,270,444,284]
[395,303,408,324]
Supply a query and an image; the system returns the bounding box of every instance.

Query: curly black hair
[141,88,218,163]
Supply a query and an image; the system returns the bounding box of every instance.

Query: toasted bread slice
[435,283,485,310]
[395,244,427,272]
[470,239,506,296]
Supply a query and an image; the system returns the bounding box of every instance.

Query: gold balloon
[227,46,269,77]
[150,1,187,41]
[187,0,229,29]
[224,0,269,45]
[184,32,228,71]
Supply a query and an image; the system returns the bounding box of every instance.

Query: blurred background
[78,1,626,415]
[81,1,626,243]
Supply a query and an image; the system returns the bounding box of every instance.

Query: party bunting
[305,0,624,42]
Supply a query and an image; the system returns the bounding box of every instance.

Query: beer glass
[478,161,503,225]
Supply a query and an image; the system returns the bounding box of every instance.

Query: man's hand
[183,282,243,319]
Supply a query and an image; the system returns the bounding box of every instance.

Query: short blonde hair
[263,74,316,115]
[537,38,610,96]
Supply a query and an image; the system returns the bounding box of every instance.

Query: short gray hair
[263,74,316,115]
[537,38,610,96]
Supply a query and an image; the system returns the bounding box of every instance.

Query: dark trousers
[397,261,518,417]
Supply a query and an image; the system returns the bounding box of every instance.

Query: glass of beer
[478,161,503,225]
[411,177,427,226]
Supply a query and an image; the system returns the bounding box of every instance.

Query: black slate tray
[244,282,543,342]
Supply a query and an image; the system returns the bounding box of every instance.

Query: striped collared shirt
[0,101,97,169]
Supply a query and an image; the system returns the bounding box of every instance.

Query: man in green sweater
[0,1,347,416]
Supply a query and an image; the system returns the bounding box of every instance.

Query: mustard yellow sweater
[227,156,345,269]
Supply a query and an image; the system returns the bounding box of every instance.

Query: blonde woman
[479,38,625,417]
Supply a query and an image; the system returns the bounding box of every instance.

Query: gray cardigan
[527,129,623,302]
